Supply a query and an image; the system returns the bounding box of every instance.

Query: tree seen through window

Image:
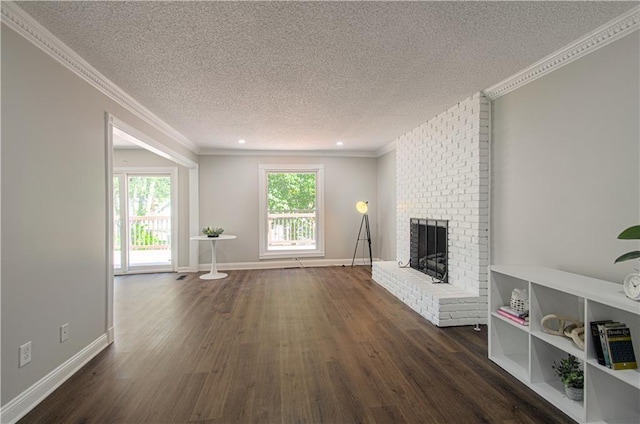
[267,172,317,249]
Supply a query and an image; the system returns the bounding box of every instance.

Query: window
[259,164,324,259]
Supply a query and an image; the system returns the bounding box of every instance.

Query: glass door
[113,172,174,274]
[127,174,172,268]
[113,175,125,273]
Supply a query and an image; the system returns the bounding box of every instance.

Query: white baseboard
[0,333,111,424]
[175,259,378,274]
[207,258,377,271]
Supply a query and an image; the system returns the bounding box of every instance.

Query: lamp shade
[356,201,368,214]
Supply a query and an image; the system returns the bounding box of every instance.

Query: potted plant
[552,354,584,401]
[615,225,640,263]
[615,225,640,300]
[202,227,224,237]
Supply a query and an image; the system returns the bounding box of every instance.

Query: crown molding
[1,1,200,154]
[198,148,379,158]
[200,143,397,158]
[376,141,396,157]
[483,6,639,100]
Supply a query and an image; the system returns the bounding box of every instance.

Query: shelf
[490,265,640,315]
[532,330,585,359]
[489,265,640,423]
[529,283,583,333]
[596,418,640,424]
[490,315,529,373]
[530,381,584,422]
[586,364,640,422]
[492,353,529,382]
[491,311,530,333]
[586,359,640,389]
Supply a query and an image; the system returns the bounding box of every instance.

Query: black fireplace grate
[410,218,448,283]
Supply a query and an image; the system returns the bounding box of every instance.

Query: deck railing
[114,215,171,250]
[116,213,314,250]
[268,211,316,247]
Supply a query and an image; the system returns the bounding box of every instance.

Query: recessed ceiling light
[238,139,246,144]
[336,141,344,146]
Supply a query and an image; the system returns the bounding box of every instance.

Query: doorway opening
[106,113,199,344]
[113,171,176,274]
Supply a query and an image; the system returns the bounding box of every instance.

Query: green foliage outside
[267,172,316,212]
[128,176,171,217]
[127,176,170,248]
[131,223,165,249]
[113,175,171,249]
[267,172,317,244]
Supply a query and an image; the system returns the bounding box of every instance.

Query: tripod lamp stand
[351,201,372,267]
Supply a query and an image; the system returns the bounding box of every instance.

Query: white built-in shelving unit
[489,265,640,424]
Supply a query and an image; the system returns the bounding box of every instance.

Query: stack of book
[590,320,637,370]
[496,305,529,326]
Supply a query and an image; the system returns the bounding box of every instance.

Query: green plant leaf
[618,225,640,240]
[614,251,640,263]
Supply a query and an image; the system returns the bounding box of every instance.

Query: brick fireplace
[372,93,490,327]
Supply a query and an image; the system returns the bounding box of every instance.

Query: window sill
[259,250,325,260]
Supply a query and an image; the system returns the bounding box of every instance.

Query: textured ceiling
[17,1,636,153]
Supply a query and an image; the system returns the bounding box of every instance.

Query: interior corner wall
[1,24,196,408]
[395,93,490,294]
[376,150,396,261]
[198,155,377,265]
[491,32,640,283]
[113,149,191,268]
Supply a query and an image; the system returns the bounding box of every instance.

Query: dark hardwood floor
[20,266,574,423]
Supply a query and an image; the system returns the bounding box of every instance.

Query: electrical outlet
[60,323,69,342]
[19,341,32,367]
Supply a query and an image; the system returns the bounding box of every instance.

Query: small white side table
[190,235,237,280]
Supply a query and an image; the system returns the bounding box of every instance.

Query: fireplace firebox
[410,218,448,282]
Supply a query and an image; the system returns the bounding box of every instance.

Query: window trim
[258,164,325,259]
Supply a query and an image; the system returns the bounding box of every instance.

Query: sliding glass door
[113,171,176,274]
[113,175,124,273]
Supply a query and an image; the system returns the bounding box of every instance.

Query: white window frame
[259,164,325,259]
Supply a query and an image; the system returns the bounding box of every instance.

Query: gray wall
[1,24,196,405]
[198,155,377,265]
[376,150,396,261]
[491,33,640,283]
[113,149,191,268]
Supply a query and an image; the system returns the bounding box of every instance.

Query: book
[598,322,626,368]
[605,326,638,370]
[590,320,613,366]
[499,306,529,318]
[497,309,529,326]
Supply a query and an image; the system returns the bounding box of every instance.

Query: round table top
[190,235,237,241]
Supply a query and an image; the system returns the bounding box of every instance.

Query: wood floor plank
[370,404,409,424]
[325,359,373,423]
[251,343,282,424]
[218,343,260,423]
[19,267,576,424]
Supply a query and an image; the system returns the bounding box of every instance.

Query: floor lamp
[351,201,372,267]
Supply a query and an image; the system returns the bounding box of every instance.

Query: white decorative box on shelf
[488,265,640,424]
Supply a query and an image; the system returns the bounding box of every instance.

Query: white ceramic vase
[564,385,583,401]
